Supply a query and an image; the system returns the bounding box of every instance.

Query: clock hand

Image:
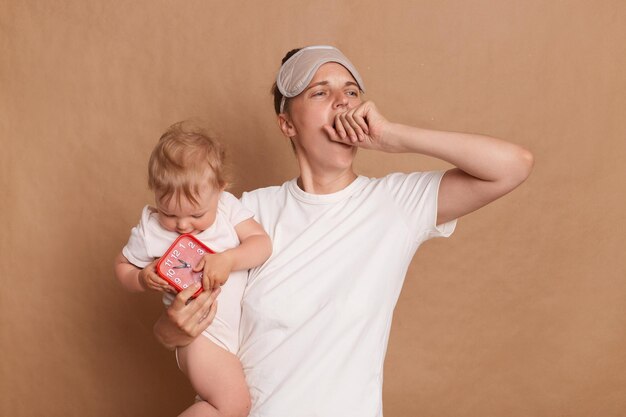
[173,258,191,269]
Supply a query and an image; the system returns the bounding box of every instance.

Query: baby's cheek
[158,217,175,232]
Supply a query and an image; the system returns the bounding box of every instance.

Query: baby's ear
[277,113,296,138]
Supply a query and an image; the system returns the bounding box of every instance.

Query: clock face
[156,234,214,297]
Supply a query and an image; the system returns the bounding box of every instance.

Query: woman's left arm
[326,101,535,225]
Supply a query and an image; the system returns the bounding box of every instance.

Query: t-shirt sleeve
[383,171,457,243]
[221,191,254,226]
[121,206,155,268]
[239,190,258,221]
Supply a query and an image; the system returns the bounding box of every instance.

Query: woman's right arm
[153,285,221,350]
[325,101,534,225]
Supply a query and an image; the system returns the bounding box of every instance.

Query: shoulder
[379,171,440,184]
[377,171,445,192]
[240,182,288,207]
[219,191,243,209]
[218,190,254,225]
[366,172,447,217]
[139,205,159,228]
[136,204,173,239]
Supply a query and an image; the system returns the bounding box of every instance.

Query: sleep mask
[276,45,366,113]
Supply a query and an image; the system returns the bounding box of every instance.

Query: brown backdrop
[2,1,625,416]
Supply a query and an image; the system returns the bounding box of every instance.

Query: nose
[176,219,189,233]
[333,91,349,109]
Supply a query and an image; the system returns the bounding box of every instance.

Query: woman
[155,45,534,417]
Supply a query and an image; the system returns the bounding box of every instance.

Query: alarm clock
[156,234,215,298]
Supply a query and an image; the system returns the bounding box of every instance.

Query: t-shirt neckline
[287,175,367,204]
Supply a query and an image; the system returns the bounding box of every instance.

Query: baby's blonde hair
[148,121,226,207]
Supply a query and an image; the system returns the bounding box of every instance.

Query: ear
[277,113,297,138]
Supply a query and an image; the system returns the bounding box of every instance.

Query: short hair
[271,47,302,114]
[148,121,226,207]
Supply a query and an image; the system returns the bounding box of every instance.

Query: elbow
[490,146,534,197]
[505,146,534,190]
[113,256,126,286]
[517,147,535,183]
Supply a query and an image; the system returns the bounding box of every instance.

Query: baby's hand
[193,252,235,290]
[139,259,175,293]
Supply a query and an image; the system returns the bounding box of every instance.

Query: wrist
[378,122,404,153]
[153,317,179,350]
[219,249,237,270]
[384,124,428,154]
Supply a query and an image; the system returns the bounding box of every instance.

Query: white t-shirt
[122,191,253,352]
[239,172,456,417]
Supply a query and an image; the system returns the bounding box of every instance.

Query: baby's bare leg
[177,336,250,417]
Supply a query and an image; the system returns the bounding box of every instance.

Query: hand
[155,284,221,349]
[138,259,175,293]
[323,101,390,151]
[193,251,235,290]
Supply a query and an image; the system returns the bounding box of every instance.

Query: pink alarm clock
[156,234,215,298]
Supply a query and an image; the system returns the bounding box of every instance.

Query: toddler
[114,121,272,417]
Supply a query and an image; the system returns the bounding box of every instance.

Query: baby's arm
[194,218,272,290]
[114,253,172,293]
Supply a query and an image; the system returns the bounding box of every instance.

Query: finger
[352,103,371,135]
[339,114,358,143]
[204,273,214,291]
[211,286,221,298]
[193,258,205,272]
[353,111,370,135]
[205,300,218,324]
[348,106,369,138]
[206,286,221,307]
[196,300,218,330]
[201,271,212,290]
[211,274,221,290]
[344,111,366,141]
[334,113,347,139]
[150,274,170,286]
[195,288,220,322]
[172,283,203,309]
[149,276,171,292]
[323,124,342,143]
[149,281,165,291]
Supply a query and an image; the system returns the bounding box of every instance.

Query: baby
[114,121,271,417]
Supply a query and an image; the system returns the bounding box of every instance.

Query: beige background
[2,1,625,416]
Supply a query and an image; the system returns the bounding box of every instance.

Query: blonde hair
[148,121,226,207]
